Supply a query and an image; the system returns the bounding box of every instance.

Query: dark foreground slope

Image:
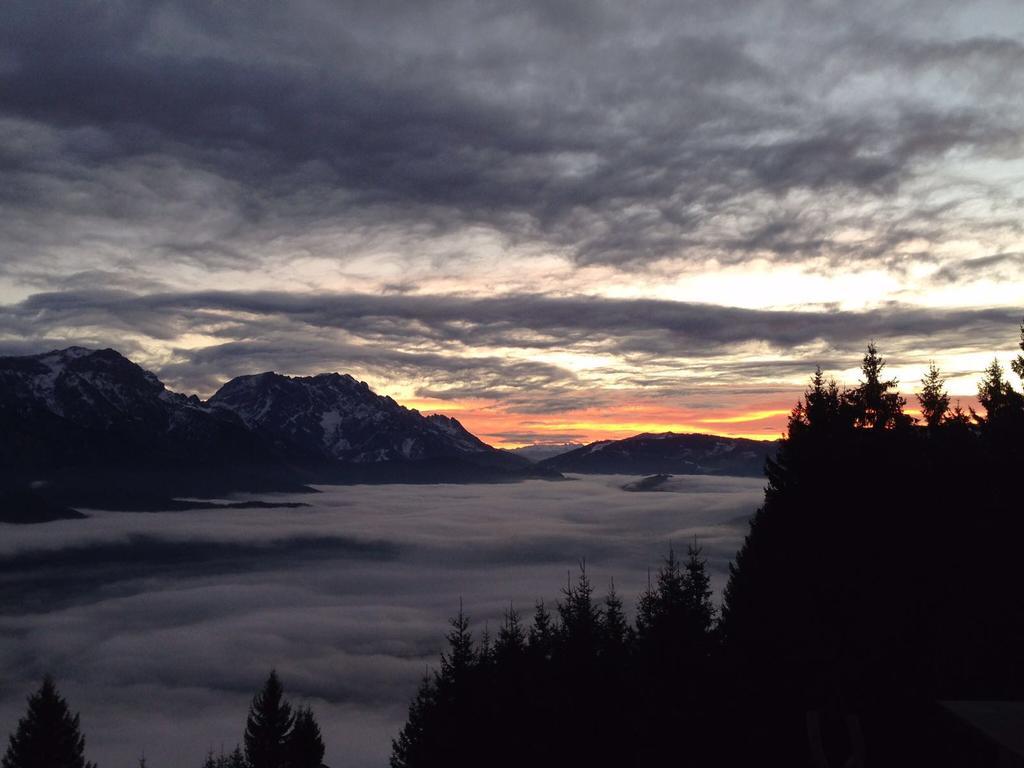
[537,432,777,476]
[392,339,1024,768]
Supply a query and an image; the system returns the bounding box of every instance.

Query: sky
[1,0,1022,446]
[0,476,764,768]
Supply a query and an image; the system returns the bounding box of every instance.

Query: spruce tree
[1012,322,1024,382]
[227,746,247,768]
[558,561,602,652]
[602,580,628,650]
[202,746,247,768]
[244,671,293,768]
[477,624,493,669]
[527,600,555,661]
[286,707,324,768]
[438,601,475,687]
[390,671,436,768]
[917,362,950,428]
[977,358,1022,420]
[845,342,909,429]
[634,568,656,639]
[494,604,525,662]
[682,539,715,638]
[2,676,96,768]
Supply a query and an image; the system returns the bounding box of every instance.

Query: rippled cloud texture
[1,1,1022,442]
[0,477,762,767]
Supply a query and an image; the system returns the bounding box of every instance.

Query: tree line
[2,671,325,768]
[391,544,718,768]
[392,327,1024,767]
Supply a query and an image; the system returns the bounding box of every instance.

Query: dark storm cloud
[1,0,1021,272]
[6,288,1018,355]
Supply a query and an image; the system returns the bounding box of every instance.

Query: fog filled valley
[0,475,763,767]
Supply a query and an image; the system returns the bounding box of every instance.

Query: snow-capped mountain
[0,347,532,516]
[0,347,271,470]
[536,432,777,477]
[207,371,519,468]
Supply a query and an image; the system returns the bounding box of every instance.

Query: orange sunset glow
[409,398,796,446]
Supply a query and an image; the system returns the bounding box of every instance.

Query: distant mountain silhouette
[0,347,537,518]
[208,371,524,472]
[537,432,776,476]
[506,442,584,462]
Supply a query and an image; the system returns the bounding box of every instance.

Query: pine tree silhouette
[244,671,293,768]
[286,707,324,768]
[1012,321,1024,382]
[977,358,1023,421]
[390,671,436,768]
[602,580,629,651]
[201,746,247,768]
[494,604,525,662]
[527,600,554,662]
[682,538,715,638]
[2,676,96,768]
[917,362,950,428]
[845,342,910,430]
[438,601,474,688]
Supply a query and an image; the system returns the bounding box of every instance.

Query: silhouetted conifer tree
[390,671,436,768]
[634,568,656,639]
[602,580,628,650]
[477,624,493,669]
[977,358,1023,421]
[918,362,950,428]
[557,561,602,653]
[2,676,95,768]
[438,602,474,687]
[1012,322,1024,382]
[682,539,715,638]
[244,671,293,768]
[845,343,910,430]
[203,746,248,768]
[527,600,555,662]
[286,707,324,768]
[494,605,525,662]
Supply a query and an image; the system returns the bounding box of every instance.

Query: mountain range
[0,347,776,520]
[506,443,584,462]
[537,432,775,477]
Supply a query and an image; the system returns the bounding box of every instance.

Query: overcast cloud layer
[0,476,763,768]
[0,1,1022,441]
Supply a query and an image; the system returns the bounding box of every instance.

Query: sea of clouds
[0,475,763,767]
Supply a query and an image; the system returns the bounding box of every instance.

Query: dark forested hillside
[392,329,1024,767]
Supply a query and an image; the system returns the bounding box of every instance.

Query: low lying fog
[0,475,763,768]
